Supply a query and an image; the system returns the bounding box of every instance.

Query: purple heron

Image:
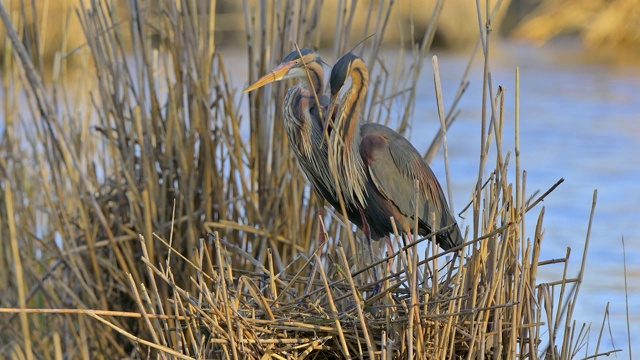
[244,49,363,230]
[328,52,464,252]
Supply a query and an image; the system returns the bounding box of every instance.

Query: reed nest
[0,0,618,359]
[122,213,583,359]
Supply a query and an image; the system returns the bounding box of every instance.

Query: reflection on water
[236,40,639,356]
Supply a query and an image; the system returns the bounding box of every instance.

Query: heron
[328,52,464,254]
[244,49,363,231]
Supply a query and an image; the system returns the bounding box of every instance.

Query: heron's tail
[435,220,464,251]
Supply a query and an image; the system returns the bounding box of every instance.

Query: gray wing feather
[361,123,461,247]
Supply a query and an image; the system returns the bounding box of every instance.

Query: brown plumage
[244,49,363,229]
[329,52,464,251]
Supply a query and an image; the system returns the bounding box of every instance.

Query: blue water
[403,41,640,357]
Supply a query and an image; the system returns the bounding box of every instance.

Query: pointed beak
[243,61,295,93]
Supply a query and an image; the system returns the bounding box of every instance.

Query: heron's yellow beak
[243,62,295,93]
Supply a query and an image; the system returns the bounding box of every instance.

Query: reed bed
[0,0,614,358]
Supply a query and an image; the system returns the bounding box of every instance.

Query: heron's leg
[385,236,395,273]
[316,199,329,250]
[316,206,329,252]
[358,209,381,295]
[305,204,329,296]
[405,231,424,283]
[406,231,415,244]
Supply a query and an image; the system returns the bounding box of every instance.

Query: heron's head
[329,53,360,97]
[329,53,368,115]
[244,48,322,93]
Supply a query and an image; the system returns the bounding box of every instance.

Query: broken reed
[0,0,609,358]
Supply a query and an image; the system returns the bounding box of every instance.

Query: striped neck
[332,58,369,207]
[300,60,325,100]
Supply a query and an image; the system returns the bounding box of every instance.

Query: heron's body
[330,53,463,250]
[280,69,334,204]
[358,122,462,249]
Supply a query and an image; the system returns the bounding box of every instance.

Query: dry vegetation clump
[0,0,616,359]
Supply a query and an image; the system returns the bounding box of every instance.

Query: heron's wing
[360,123,459,243]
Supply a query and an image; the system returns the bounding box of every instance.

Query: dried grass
[0,0,618,358]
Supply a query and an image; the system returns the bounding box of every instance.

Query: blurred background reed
[1,0,637,358]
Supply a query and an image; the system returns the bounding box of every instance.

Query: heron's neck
[301,62,325,98]
[341,64,368,149]
[283,61,326,165]
[334,63,369,207]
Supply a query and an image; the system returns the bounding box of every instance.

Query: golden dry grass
[0,0,620,359]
